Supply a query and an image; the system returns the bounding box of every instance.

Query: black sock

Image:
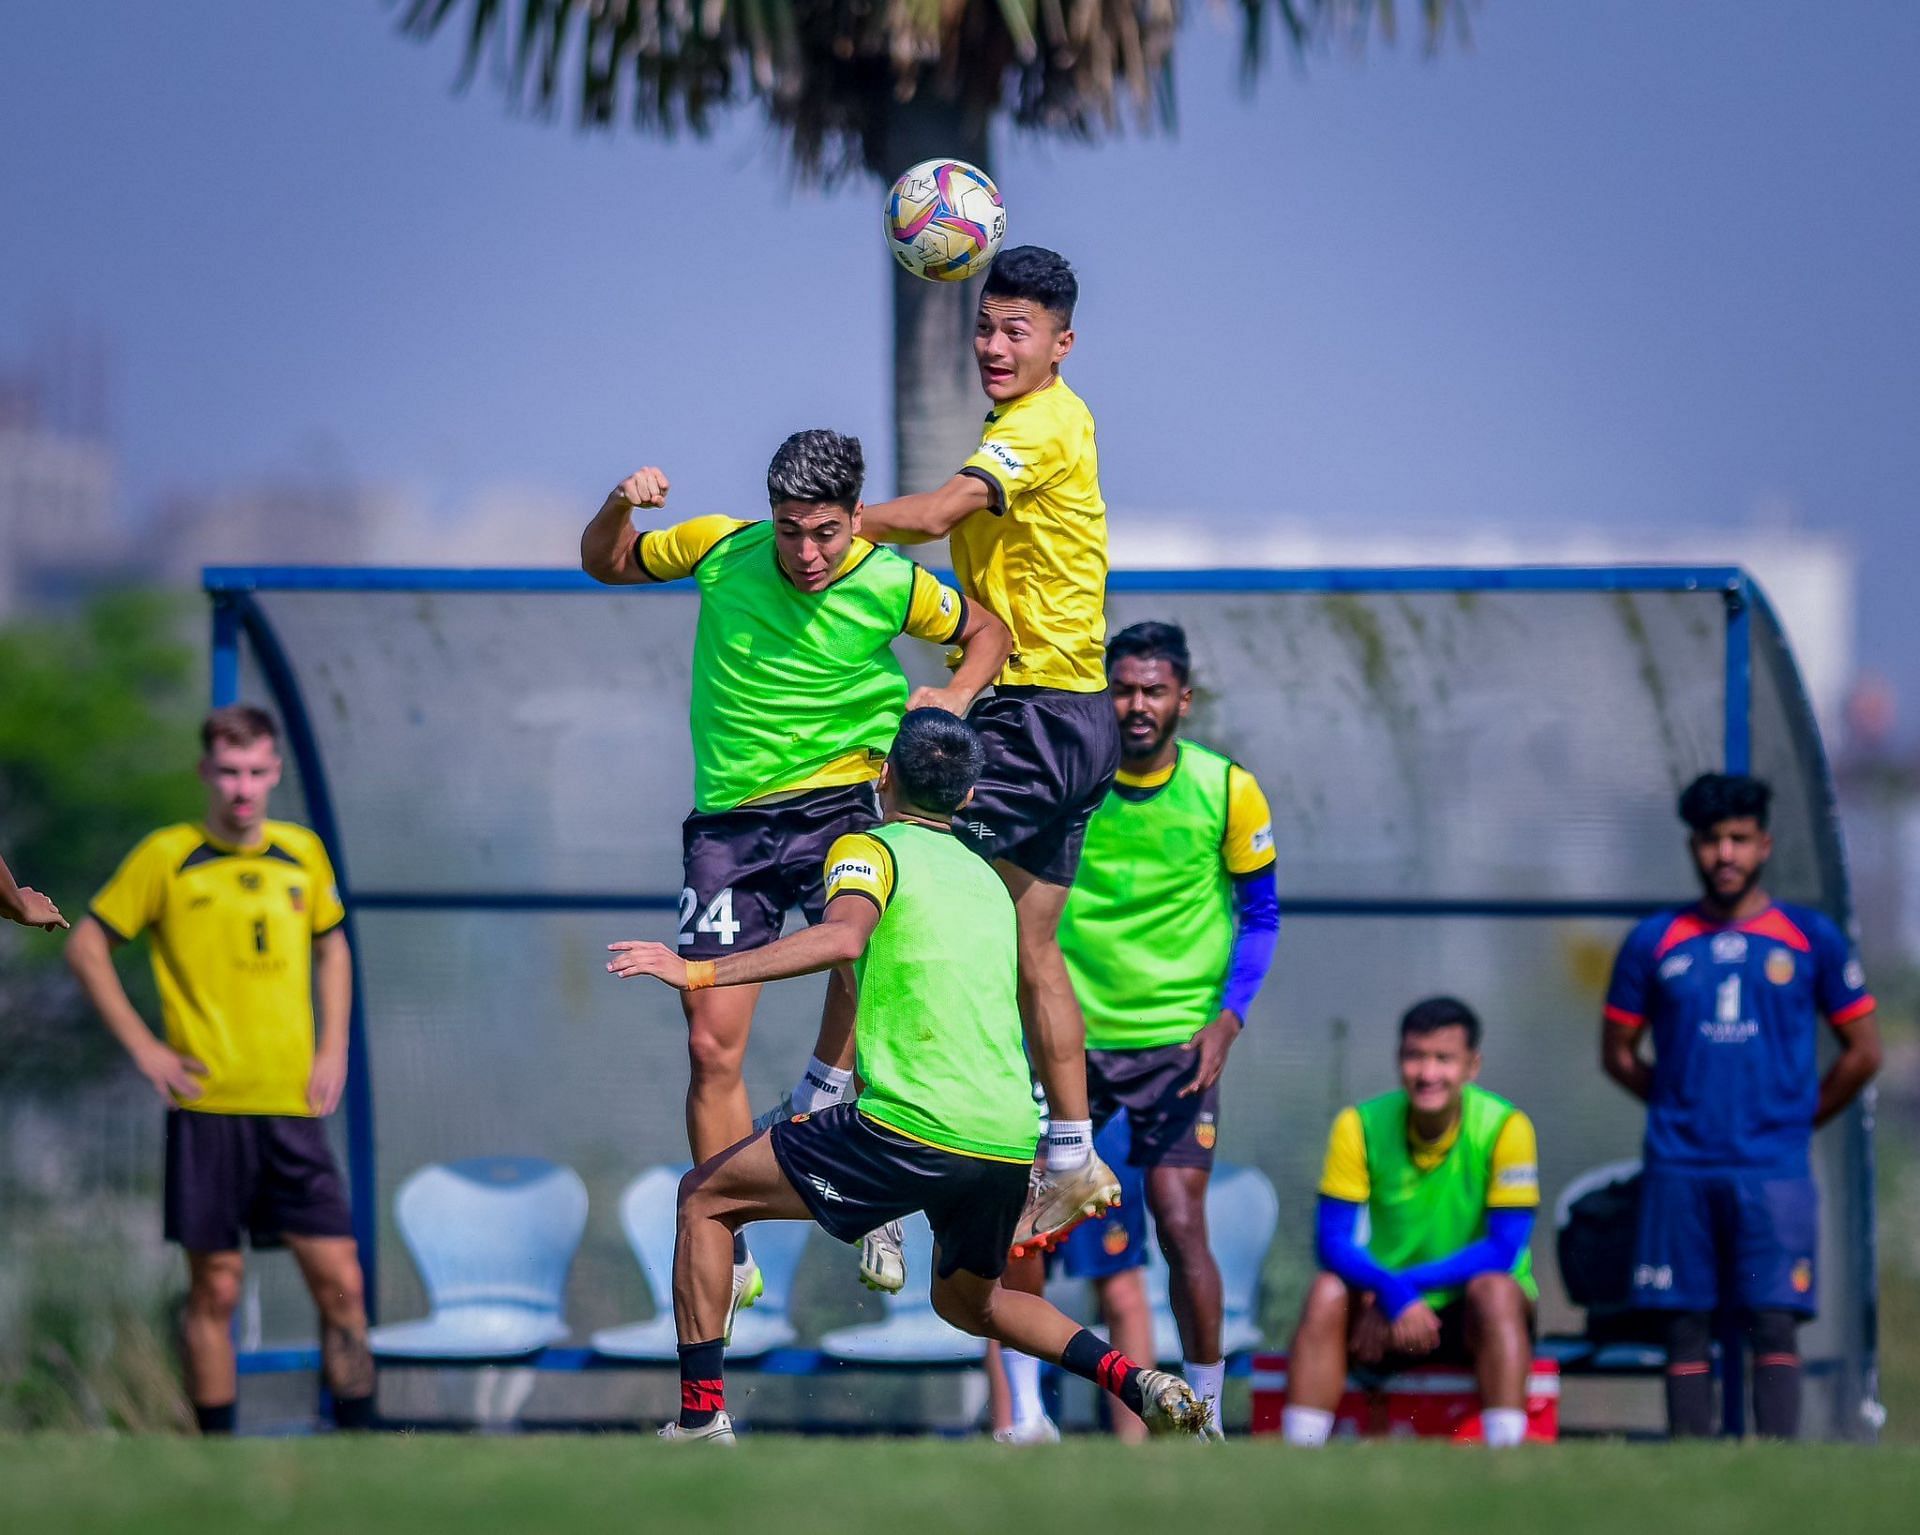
[732,1230,748,1265]
[678,1337,726,1429]
[1060,1327,1146,1416]
[1664,1310,1714,1438]
[331,1394,375,1432]
[1751,1309,1802,1439]
[194,1402,236,1436]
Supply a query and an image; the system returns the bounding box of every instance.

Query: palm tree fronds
[391,0,1472,177]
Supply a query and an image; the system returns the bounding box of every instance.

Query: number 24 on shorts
[678,887,742,947]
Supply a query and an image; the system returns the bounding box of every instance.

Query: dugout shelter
[204,564,1879,1440]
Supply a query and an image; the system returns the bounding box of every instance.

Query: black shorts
[958,686,1120,887]
[1353,1292,1539,1377]
[678,781,880,958]
[1087,1042,1221,1171]
[769,1103,1032,1281]
[164,1109,355,1252]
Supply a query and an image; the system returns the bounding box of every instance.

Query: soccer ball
[883,159,1006,282]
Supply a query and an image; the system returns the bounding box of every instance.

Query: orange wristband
[684,960,717,991]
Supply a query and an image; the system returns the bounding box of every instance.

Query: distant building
[0,372,120,620]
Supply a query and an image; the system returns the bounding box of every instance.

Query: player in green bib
[1034,621,1280,1434]
[581,430,1010,1320]
[1282,997,1542,1449]
[605,710,1211,1444]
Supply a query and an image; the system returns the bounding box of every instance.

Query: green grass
[4,1437,1920,1534]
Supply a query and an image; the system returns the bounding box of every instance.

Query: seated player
[581,429,1011,1312]
[1601,772,1881,1439]
[0,847,66,929]
[604,710,1211,1444]
[990,1113,1152,1444]
[1284,997,1540,1450]
[65,706,372,1434]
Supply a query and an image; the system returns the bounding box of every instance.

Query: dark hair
[1106,621,1191,685]
[1678,772,1772,833]
[766,429,864,509]
[889,708,985,816]
[981,245,1078,324]
[201,704,279,755]
[1399,995,1481,1051]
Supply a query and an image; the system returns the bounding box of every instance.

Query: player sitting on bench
[1282,996,1540,1448]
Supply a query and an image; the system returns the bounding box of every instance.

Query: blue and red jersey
[1605,901,1874,1174]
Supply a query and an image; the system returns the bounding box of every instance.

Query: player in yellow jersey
[862,247,1121,1251]
[0,848,66,929]
[65,707,372,1435]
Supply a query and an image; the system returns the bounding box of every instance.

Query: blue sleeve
[1808,911,1874,1023]
[1315,1196,1418,1318]
[1604,919,1658,1027]
[1219,867,1280,1023]
[1393,1208,1536,1297]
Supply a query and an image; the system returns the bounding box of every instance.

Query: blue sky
[3,3,1916,723]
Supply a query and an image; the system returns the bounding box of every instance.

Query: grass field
[4,1437,1919,1534]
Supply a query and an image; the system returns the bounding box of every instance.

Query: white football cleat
[750,1094,795,1135]
[1009,1155,1122,1257]
[992,1414,1062,1445]
[726,1252,763,1346]
[657,1411,737,1445]
[1135,1370,1213,1440]
[859,1221,907,1293]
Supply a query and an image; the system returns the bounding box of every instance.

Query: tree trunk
[870,98,992,498]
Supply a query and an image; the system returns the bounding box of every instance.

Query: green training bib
[689,523,915,812]
[1061,741,1236,1049]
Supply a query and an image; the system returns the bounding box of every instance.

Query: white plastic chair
[367,1156,588,1360]
[818,1212,986,1364]
[1146,1163,1279,1362]
[591,1165,810,1361]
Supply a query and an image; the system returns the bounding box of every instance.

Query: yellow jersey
[1319,1103,1540,1209]
[639,515,967,802]
[955,378,1108,692]
[91,821,347,1117]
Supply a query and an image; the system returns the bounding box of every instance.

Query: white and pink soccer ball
[883,158,1006,282]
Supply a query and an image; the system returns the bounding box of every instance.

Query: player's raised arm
[581,467,671,584]
[906,580,1012,718]
[860,472,996,545]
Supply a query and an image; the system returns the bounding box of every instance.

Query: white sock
[1046,1119,1093,1172]
[1185,1359,1225,1430]
[1004,1349,1045,1428]
[790,1056,853,1114]
[1482,1407,1528,1448]
[1282,1405,1333,1447]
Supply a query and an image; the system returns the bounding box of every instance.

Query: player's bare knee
[1465,1271,1524,1325]
[1151,1201,1208,1265]
[1298,1272,1349,1334]
[190,1265,243,1319]
[684,1023,745,1086]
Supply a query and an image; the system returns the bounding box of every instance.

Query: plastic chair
[818,1212,986,1364]
[1145,1163,1280,1363]
[368,1156,588,1360]
[591,1165,810,1361]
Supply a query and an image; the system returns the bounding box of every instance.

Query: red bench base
[1249,1353,1560,1442]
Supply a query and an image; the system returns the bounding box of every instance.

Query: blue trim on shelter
[206,564,1750,596]
[223,594,381,1323]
